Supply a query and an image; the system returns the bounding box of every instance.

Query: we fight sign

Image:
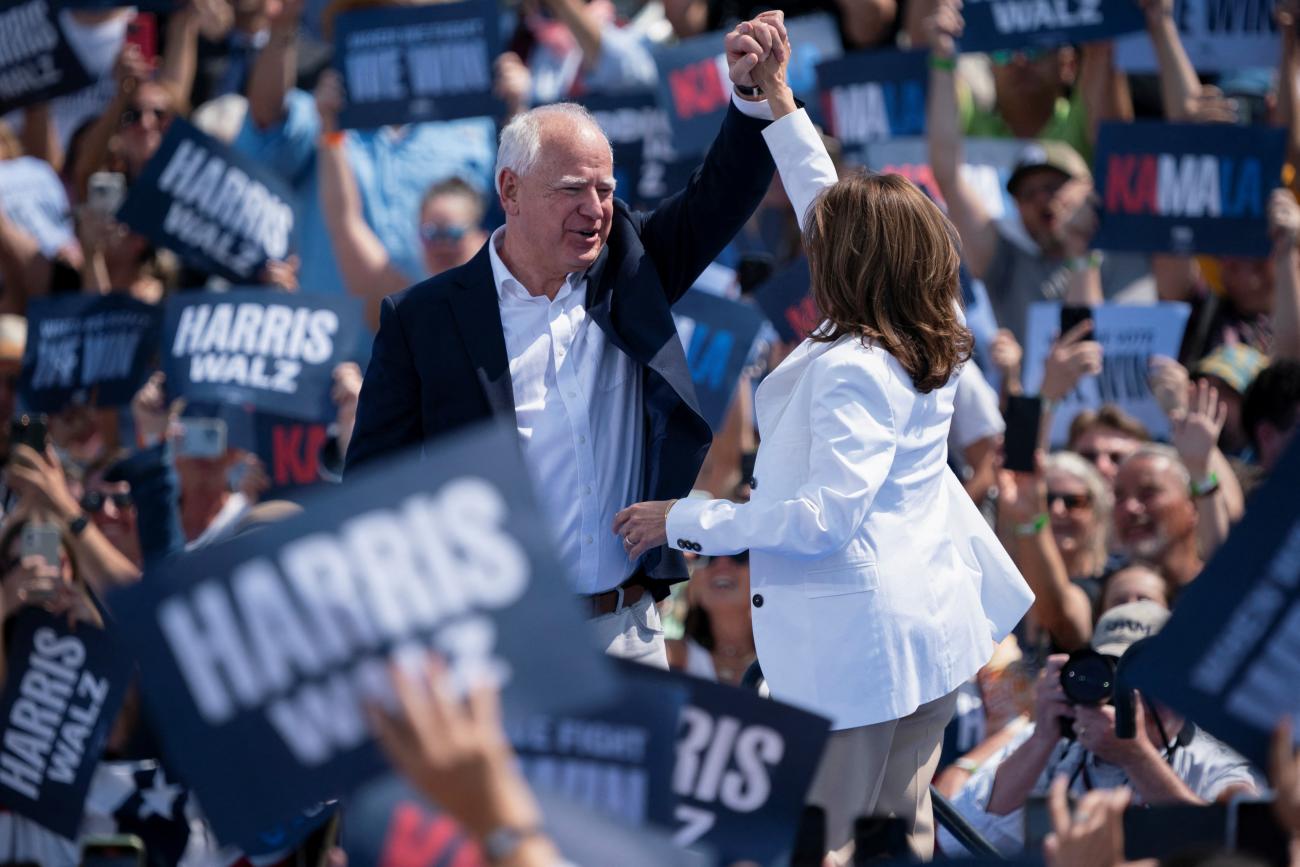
[1093,122,1286,257]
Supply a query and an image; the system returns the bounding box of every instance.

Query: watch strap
[67,513,90,538]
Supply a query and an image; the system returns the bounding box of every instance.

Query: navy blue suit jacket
[345,103,776,586]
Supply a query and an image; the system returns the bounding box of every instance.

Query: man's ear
[499,169,521,216]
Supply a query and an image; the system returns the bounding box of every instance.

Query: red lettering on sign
[271,423,328,485]
[669,57,727,120]
[379,803,463,867]
[1106,153,1158,214]
[785,295,821,340]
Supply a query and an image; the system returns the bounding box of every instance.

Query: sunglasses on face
[120,106,170,127]
[1048,491,1091,511]
[420,223,471,244]
[694,551,749,568]
[80,490,133,513]
[1079,449,1128,467]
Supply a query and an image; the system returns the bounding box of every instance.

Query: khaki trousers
[806,689,960,863]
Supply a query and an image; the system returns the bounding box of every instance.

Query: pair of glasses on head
[420,224,472,244]
[80,491,132,514]
[120,106,171,128]
[989,48,1052,66]
[1047,491,1091,511]
[692,551,749,568]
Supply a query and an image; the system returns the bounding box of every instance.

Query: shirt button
[577,435,586,444]
[568,391,577,399]
[752,594,764,608]
[582,485,592,495]
[584,535,593,545]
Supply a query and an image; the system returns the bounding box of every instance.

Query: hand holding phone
[8,414,49,457]
[86,172,127,218]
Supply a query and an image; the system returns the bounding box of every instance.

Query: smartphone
[81,834,146,867]
[1023,794,1054,855]
[21,523,61,568]
[790,805,826,867]
[9,414,49,455]
[1059,304,1094,338]
[1002,395,1042,473]
[124,13,157,61]
[87,172,127,218]
[1124,804,1226,860]
[179,418,227,459]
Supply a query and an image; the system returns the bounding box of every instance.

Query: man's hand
[1269,187,1300,254]
[612,499,675,561]
[332,361,363,456]
[261,256,301,292]
[314,69,345,135]
[991,328,1024,383]
[493,52,532,117]
[923,0,964,59]
[1148,355,1190,421]
[1170,377,1226,477]
[113,43,154,93]
[1053,180,1099,258]
[1073,702,1154,769]
[1043,776,1131,867]
[1032,654,1075,740]
[996,458,1048,526]
[1185,86,1240,124]
[131,371,184,448]
[1041,320,1102,401]
[726,12,786,89]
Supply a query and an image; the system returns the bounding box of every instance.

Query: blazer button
[752,593,764,608]
[676,539,687,548]
[748,476,757,490]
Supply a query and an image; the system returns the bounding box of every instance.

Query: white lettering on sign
[990,0,1103,31]
[156,478,529,765]
[0,0,58,67]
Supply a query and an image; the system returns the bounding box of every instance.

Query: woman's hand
[1041,320,1102,401]
[612,500,675,561]
[996,456,1047,526]
[6,444,80,523]
[314,69,345,135]
[1170,377,1226,478]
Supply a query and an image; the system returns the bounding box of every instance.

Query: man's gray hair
[494,103,610,196]
[1124,443,1192,489]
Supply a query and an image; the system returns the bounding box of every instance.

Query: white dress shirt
[488,228,643,594]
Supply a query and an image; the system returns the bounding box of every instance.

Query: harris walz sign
[116,119,296,284]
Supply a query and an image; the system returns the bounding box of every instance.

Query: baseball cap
[1193,345,1269,396]
[0,315,26,366]
[1091,600,1170,657]
[1006,140,1092,197]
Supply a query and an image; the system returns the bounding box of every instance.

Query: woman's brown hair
[804,172,973,393]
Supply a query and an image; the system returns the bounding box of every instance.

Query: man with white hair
[1112,445,1203,589]
[347,14,788,665]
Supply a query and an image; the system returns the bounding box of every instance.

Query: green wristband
[1014,513,1050,537]
[929,55,958,72]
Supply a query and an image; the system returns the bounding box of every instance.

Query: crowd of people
[0,0,1299,865]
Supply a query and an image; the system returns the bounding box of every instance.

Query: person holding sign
[347,14,788,667]
[615,28,1031,859]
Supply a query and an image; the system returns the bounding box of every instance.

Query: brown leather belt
[583,583,647,618]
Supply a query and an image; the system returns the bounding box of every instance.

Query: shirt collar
[488,226,586,303]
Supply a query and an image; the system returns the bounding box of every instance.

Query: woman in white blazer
[614,21,1032,861]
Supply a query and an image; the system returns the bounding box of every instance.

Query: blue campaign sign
[660,671,831,864]
[0,608,132,839]
[1093,122,1287,257]
[1125,437,1300,769]
[754,256,816,344]
[19,294,163,414]
[161,290,362,423]
[509,659,687,828]
[1114,0,1280,73]
[334,0,500,130]
[672,290,766,432]
[654,13,842,157]
[60,0,180,9]
[116,119,297,284]
[958,0,1146,52]
[583,91,678,208]
[1022,301,1191,446]
[0,0,93,115]
[817,49,928,149]
[254,413,332,499]
[107,422,617,848]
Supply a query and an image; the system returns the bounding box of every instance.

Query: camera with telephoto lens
[1059,649,1119,705]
